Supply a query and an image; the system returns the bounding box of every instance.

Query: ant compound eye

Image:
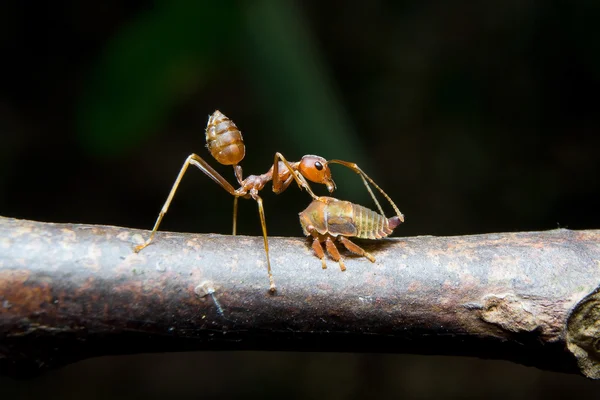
[314,161,323,171]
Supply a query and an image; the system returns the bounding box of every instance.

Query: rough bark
[0,216,599,379]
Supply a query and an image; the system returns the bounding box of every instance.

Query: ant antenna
[328,160,404,223]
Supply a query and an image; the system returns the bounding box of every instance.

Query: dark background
[1,1,599,398]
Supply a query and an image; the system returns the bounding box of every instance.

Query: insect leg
[232,165,243,235]
[273,152,319,199]
[234,165,244,185]
[252,193,276,293]
[324,237,346,271]
[232,196,239,235]
[311,238,328,269]
[338,236,376,262]
[187,154,237,195]
[134,153,237,253]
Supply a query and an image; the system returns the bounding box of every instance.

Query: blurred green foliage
[78,1,240,155]
[78,1,370,201]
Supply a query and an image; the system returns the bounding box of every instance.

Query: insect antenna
[328,160,404,223]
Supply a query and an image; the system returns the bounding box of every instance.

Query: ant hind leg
[135,153,237,253]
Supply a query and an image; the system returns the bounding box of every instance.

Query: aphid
[135,110,392,292]
[299,196,404,271]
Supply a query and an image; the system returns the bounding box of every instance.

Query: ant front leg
[273,152,319,200]
[134,153,237,253]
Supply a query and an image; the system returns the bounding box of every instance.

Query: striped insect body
[299,196,403,271]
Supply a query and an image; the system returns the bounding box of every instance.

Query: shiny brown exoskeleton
[135,110,395,292]
[299,196,404,271]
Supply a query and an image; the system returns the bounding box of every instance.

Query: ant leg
[232,165,243,235]
[135,153,237,253]
[234,165,243,185]
[252,193,276,293]
[232,196,239,235]
[338,236,376,263]
[187,154,237,195]
[328,159,404,222]
[272,153,293,193]
[273,152,319,199]
[324,237,346,271]
[275,174,295,193]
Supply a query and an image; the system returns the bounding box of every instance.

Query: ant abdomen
[205,110,245,166]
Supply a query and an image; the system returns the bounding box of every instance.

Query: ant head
[299,155,336,192]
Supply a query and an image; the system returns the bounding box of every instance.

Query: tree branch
[0,216,599,379]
